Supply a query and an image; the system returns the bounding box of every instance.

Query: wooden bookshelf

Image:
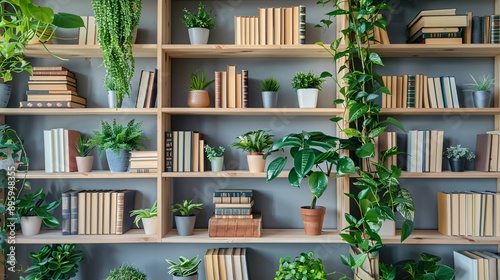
[17,229,157,244]
[0,108,157,116]
[400,171,500,178]
[162,108,345,116]
[162,170,289,178]
[380,108,500,116]
[16,170,158,179]
[25,44,157,58]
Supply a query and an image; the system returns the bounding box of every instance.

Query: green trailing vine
[91,0,142,103]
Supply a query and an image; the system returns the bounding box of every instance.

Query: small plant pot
[188,28,210,45]
[187,90,210,108]
[173,274,198,280]
[378,219,396,236]
[21,216,42,236]
[297,88,319,108]
[473,90,493,108]
[0,84,12,108]
[300,206,326,235]
[247,153,265,173]
[142,217,158,235]
[75,156,94,173]
[261,91,278,108]
[210,156,224,172]
[107,90,119,108]
[449,157,465,172]
[175,215,196,236]
[106,149,131,172]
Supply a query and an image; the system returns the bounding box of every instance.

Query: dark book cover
[116,189,136,234]
[61,191,71,235]
[475,134,492,171]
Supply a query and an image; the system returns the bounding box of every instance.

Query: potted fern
[230,130,274,172]
[130,200,158,235]
[187,69,214,108]
[291,71,325,108]
[74,134,95,173]
[166,255,201,280]
[204,144,225,172]
[105,265,147,280]
[261,77,281,108]
[171,199,203,236]
[181,2,215,45]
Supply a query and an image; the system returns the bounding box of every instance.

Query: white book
[454,251,478,280]
[63,129,69,172]
[241,248,249,280]
[224,248,233,279]
[51,129,60,172]
[57,128,65,172]
[43,130,53,173]
[232,248,242,279]
[449,76,460,108]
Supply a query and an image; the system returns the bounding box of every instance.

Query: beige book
[427,77,438,108]
[274,8,281,45]
[97,192,104,235]
[415,74,421,108]
[433,77,445,108]
[87,16,96,45]
[103,191,112,235]
[205,249,215,280]
[472,191,482,236]
[78,191,86,235]
[391,75,397,109]
[232,248,243,279]
[420,37,463,44]
[489,134,499,172]
[402,75,408,108]
[249,16,255,45]
[199,139,205,172]
[472,251,496,280]
[244,17,250,45]
[110,191,117,235]
[78,16,88,45]
[254,17,260,45]
[436,131,444,172]
[91,191,99,234]
[285,7,293,45]
[258,8,266,45]
[234,16,242,45]
[437,192,451,235]
[459,192,467,236]
[266,8,274,45]
[483,192,494,237]
[381,76,387,108]
[466,192,474,236]
[173,131,178,172]
[241,16,247,45]
[408,15,468,38]
[218,248,227,280]
[386,76,392,108]
[292,6,299,45]
[224,248,234,279]
[451,192,460,236]
[222,71,227,108]
[280,8,285,44]
[407,9,456,29]
[236,73,242,108]
[212,248,220,280]
[397,75,403,108]
[85,192,92,234]
[461,251,485,280]
[494,192,500,237]
[429,130,438,172]
[422,75,429,108]
[192,132,200,172]
[227,66,236,108]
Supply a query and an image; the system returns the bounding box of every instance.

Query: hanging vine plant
[91,0,142,104]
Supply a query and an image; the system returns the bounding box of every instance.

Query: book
[454,251,479,280]
[51,129,60,172]
[87,16,96,45]
[433,77,445,108]
[213,248,220,280]
[407,9,457,30]
[205,248,215,280]
[77,191,86,235]
[129,160,158,169]
[285,7,293,45]
[461,251,486,280]
[129,168,158,173]
[449,76,460,108]
[165,131,173,172]
[66,190,80,235]
[236,73,242,108]
[274,8,282,45]
[472,16,483,44]
[78,15,88,45]
[115,189,136,234]
[29,75,77,83]
[61,190,71,235]
[235,16,242,45]
[130,150,158,158]
[232,248,243,279]
[97,191,104,234]
[464,12,473,44]
[224,248,234,279]
[221,71,227,108]
[91,191,98,234]
[214,208,252,215]
[218,248,227,280]
[437,192,451,235]
[407,30,462,44]
[214,214,253,219]
[408,15,468,39]
[258,8,266,45]
[215,201,254,208]
[110,191,118,235]
[43,130,54,173]
[20,101,85,108]
[417,37,463,44]
[27,84,77,92]
[292,6,299,45]
[266,8,274,45]
[227,65,236,108]
[85,191,91,234]
[27,94,86,105]
[475,134,492,172]
[26,90,78,95]
[491,15,500,44]
[32,66,69,71]
[241,70,248,108]
[215,71,222,108]
[192,132,200,172]
[64,129,80,172]
[32,70,76,78]
[299,5,306,44]
[184,131,193,172]
[146,69,158,108]
[136,70,151,108]
[199,139,205,172]
[102,191,112,235]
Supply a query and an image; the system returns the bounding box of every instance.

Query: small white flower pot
[297,88,319,108]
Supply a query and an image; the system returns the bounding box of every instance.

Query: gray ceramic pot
[105,149,130,172]
[174,215,196,236]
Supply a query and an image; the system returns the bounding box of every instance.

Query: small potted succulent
[166,255,201,280]
[171,199,203,236]
[16,187,61,236]
[187,69,214,108]
[22,244,83,280]
[229,130,274,173]
[74,134,95,173]
[275,251,328,280]
[105,264,147,280]
[130,200,158,235]
[204,144,225,172]
[260,77,281,108]
[291,71,325,108]
[466,74,495,108]
[180,2,215,45]
[444,144,475,172]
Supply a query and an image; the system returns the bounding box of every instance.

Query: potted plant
[230,130,274,172]
[394,252,455,280]
[87,119,146,172]
[181,2,215,45]
[204,144,225,172]
[466,74,495,108]
[187,69,214,108]
[0,0,84,107]
[105,264,147,280]
[105,75,119,108]
[171,199,203,236]
[130,200,158,235]
[275,251,329,280]
[74,134,95,173]
[0,124,28,171]
[261,77,281,108]
[16,187,61,236]
[291,71,325,108]
[444,144,475,172]
[21,244,83,280]
[166,255,201,280]
[91,0,142,106]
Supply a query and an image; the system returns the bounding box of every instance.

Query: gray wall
[9,0,499,279]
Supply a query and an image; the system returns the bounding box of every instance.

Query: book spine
[406,75,416,108]
[241,70,248,108]
[165,131,173,172]
[490,15,500,44]
[32,66,68,71]
[299,5,306,44]
[214,208,252,215]
[472,16,482,43]
[214,214,253,219]
[20,101,84,108]
[129,168,158,173]
[32,70,75,77]
[213,191,254,197]
[61,192,70,235]
[70,192,79,235]
[116,193,124,234]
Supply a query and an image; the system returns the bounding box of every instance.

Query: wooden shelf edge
[400,171,500,178]
[17,229,158,244]
[25,44,157,58]
[162,107,345,116]
[380,108,500,115]
[17,170,158,179]
[384,230,500,244]
[0,108,158,116]
[162,170,289,178]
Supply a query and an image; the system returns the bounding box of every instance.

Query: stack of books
[43,128,80,173]
[475,132,500,172]
[406,9,467,44]
[129,150,158,173]
[438,191,499,237]
[214,66,248,109]
[406,130,444,173]
[454,250,500,280]
[61,189,135,235]
[164,131,205,172]
[135,69,158,108]
[204,248,250,280]
[21,66,86,108]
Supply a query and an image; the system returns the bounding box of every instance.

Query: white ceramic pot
[297,88,319,108]
[142,217,158,235]
[378,219,396,236]
[188,28,210,45]
[21,216,42,236]
[210,156,224,172]
[107,90,117,108]
[76,156,94,173]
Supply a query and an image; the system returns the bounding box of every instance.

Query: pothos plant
[316,0,415,277]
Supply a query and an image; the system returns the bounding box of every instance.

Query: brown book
[208,213,262,237]
[391,75,397,109]
[20,101,85,108]
[385,75,392,108]
[77,191,86,235]
[199,139,205,172]
[475,134,492,172]
[227,65,236,108]
[28,84,77,92]
[64,129,80,172]
[241,70,248,108]
[32,70,75,78]
[27,94,86,105]
[266,8,274,45]
[381,76,387,108]
[418,37,463,44]
[221,71,227,108]
[437,192,451,235]
[236,73,242,108]
[490,134,499,172]
[26,90,77,95]
[215,71,222,108]
[32,66,69,71]
[29,75,76,83]
[144,71,156,108]
[192,132,200,172]
[115,189,136,234]
[464,11,473,43]
[258,8,266,45]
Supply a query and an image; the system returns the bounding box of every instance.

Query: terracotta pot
[76,156,94,173]
[142,217,158,235]
[247,153,265,173]
[187,90,210,108]
[21,216,42,236]
[300,206,326,235]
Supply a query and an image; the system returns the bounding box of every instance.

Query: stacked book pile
[471,14,500,44]
[454,250,500,280]
[43,128,80,173]
[406,9,467,44]
[406,130,444,173]
[129,150,158,173]
[234,5,305,45]
[214,66,248,108]
[475,132,500,172]
[438,191,499,237]
[208,189,262,237]
[21,66,86,108]
[164,131,205,172]
[361,131,397,172]
[204,248,250,280]
[61,189,135,235]
[381,75,459,109]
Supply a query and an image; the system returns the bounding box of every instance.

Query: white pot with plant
[291,71,325,108]
[230,130,274,173]
[204,144,225,172]
[105,76,119,108]
[171,199,203,236]
[181,2,215,45]
[261,77,281,108]
[166,255,201,280]
[130,200,158,235]
[74,134,95,173]
[187,69,214,108]
[444,144,475,172]
[17,187,61,236]
[466,74,495,108]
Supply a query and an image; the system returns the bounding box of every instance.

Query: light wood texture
[17,170,157,179]
[371,44,500,57]
[162,170,289,178]
[17,229,158,244]
[380,108,500,115]
[0,108,157,116]
[400,171,500,178]
[162,107,345,116]
[25,44,157,58]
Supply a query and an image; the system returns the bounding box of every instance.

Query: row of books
[471,14,500,44]
[234,6,305,45]
[135,69,158,108]
[61,189,135,235]
[213,189,254,217]
[129,150,158,173]
[214,67,248,109]
[204,248,249,280]
[78,16,98,45]
[381,75,459,109]
[43,128,80,173]
[454,250,500,280]
[406,9,467,44]
[475,133,500,172]
[164,131,205,172]
[361,131,397,172]
[438,191,500,237]
[406,130,444,173]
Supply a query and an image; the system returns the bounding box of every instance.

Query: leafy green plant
[105,75,117,91]
[275,251,329,280]
[466,74,495,91]
[87,119,146,155]
[105,264,147,280]
[444,144,475,160]
[16,187,61,227]
[180,2,215,30]
[0,0,84,82]
[291,71,325,90]
[171,199,203,216]
[204,144,225,161]
[21,244,83,280]
[74,134,94,157]
[189,69,214,90]
[230,130,274,154]
[130,200,158,227]
[166,255,201,277]
[261,77,281,92]
[91,0,142,103]
[395,252,455,280]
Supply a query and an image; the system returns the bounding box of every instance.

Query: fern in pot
[181,1,215,45]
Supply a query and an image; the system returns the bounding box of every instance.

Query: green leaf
[364,208,379,223]
[333,99,344,105]
[433,265,456,280]
[342,128,362,138]
[266,157,287,181]
[336,157,356,175]
[344,213,357,225]
[366,93,379,102]
[356,142,374,158]
[352,254,368,269]
[368,127,386,139]
[330,117,343,123]
[27,4,54,23]
[348,103,369,122]
[309,171,328,199]
[293,149,315,177]
[383,117,405,132]
[288,168,301,187]
[400,220,414,242]
[53,13,85,28]
[369,52,384,66]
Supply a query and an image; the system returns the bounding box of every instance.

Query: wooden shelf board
[380,108,500,115]
[0,108,157,116]
[162,107,345,116]
[400,171,500,178]
[370,44,500,58]
[17,229,157,244]
[25,44,157,58]
[162,170,289,178]
[17,170,158,179]
[384,230,500,244]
